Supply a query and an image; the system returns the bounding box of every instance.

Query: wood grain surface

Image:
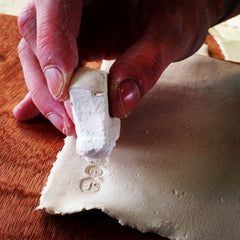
[205,35,225,60]
[0,14,168,240]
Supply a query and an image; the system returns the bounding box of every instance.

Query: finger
[109,34,174,118]
[34,0,83,101]
[18,0,37,54]
[18,39,75,135]
[13,92,40,121]
[18,0,92,57]
[64,100,74,122]
[109,1,208,118]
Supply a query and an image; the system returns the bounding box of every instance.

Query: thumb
[109,35,174,118]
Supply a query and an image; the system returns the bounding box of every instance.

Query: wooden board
[205,35,225,60]
[0,14,168,240]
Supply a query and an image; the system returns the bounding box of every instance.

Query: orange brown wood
[205,35,225,60]
[0,14,167,240]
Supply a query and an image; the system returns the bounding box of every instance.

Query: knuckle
[148,54,164,83]
[29,91,46,115]
[18,3,36,38]
[18,11,28,33]
[136,51,164,91]
[18,39,28,57]
[18,11,32,35]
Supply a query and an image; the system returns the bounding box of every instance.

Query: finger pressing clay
[38,55,240,240]
[69,68,120,160]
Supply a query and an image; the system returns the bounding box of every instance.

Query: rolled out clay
[38,55,240,240]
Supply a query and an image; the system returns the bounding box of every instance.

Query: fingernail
[45,66,65,100]
[46,112,64,132]
[118,79,141,118]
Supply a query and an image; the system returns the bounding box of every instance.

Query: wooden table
[0,14,168,240]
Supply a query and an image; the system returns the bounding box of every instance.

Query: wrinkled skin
[14,0,238,135]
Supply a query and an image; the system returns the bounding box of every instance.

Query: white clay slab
[38,55,240,240]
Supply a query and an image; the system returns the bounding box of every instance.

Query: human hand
[13,0,240,135]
